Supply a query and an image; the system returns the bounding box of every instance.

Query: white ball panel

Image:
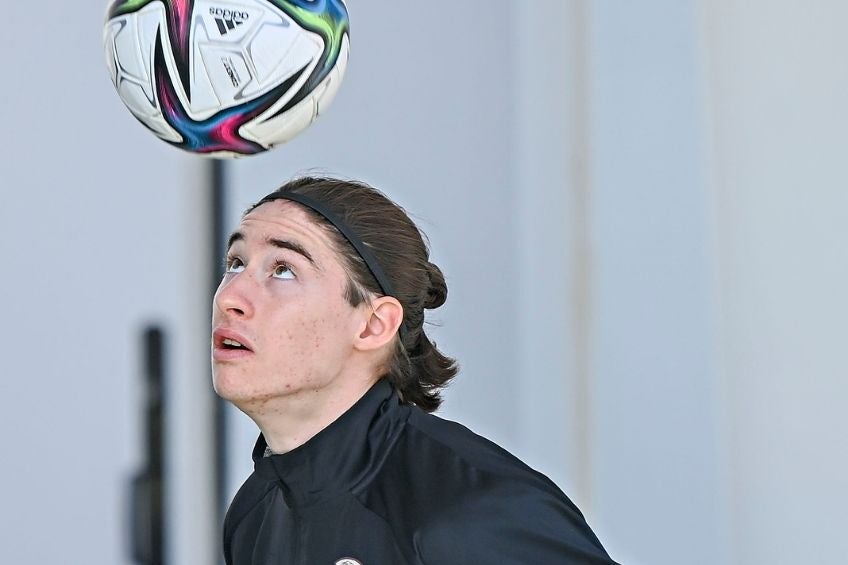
[314,69,336,118]
[189,43,222,116]
[118,77,156,118]
[109,5,169,116]
[144,113,184,143]
[189,8,215,111]
[113,17,146,81]
[315,35,349,116]
[201,47,253,104]
[105,3,182,145]
[248,23,294,83]
[104,29,119,85]
[239,93,316,148]
[136,3,167,81]
[248,21,320,90]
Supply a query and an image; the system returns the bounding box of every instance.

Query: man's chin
[213,376,287,409]
[212,373,258,405]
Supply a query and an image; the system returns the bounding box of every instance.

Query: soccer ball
[103,0,350,158]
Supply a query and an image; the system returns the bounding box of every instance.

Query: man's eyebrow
[226,231,317,266]
[227,231,244,250]
[266,237,316,266]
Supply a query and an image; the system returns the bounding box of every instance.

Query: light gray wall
[586,2,723,563]
[1,3,188,564]
[704,1,848,563]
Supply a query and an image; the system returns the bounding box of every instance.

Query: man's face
[211,200,364,406]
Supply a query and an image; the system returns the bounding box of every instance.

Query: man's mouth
[213,329,254,360]
[221,338,248,350]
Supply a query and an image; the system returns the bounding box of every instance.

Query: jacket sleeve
[412,480,618,565]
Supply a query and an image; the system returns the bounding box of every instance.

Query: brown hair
[249,176,458,412]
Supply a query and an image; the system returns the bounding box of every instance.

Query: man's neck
[240,375,381,455]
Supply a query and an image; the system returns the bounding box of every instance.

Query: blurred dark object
[211,159,228,529]
[129,326,167,565]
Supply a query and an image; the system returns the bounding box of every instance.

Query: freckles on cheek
[289,318,321,347]
[312,319,323,349]
[272,320,319,364]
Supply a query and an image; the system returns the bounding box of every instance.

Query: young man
[213,177,617,564]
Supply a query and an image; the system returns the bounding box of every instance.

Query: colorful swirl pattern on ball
[107,0,350,155]
[264,0,350,119]
[153,31,311,154]
[109,0,194,100]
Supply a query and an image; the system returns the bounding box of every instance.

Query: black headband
[267,191,399,303]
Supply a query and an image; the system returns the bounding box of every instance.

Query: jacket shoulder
[358,409,617,564]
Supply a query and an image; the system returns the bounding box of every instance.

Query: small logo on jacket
[335,559,362,565]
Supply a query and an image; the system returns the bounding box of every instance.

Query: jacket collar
[251,379,406,507]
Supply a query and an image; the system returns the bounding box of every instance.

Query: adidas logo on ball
[209,7,249,36]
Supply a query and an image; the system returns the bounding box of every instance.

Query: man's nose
[214,272,256,319]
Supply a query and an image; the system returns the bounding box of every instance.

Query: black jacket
[223,380,617,564]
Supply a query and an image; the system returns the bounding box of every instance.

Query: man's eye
[225,257,245,274]
[272,262,295,280]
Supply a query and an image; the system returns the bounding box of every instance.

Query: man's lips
[212,328,254,361]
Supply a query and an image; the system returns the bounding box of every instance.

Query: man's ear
[354,296,404,352]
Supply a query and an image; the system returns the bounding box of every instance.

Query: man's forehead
[244,199,309,223]
[231,200,343,269]
[237,201,325,243]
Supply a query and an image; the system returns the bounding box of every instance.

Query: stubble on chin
[213,364,309,412]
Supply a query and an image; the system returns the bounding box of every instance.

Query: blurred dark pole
[210,158,229,532]
[130,326,166,565]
